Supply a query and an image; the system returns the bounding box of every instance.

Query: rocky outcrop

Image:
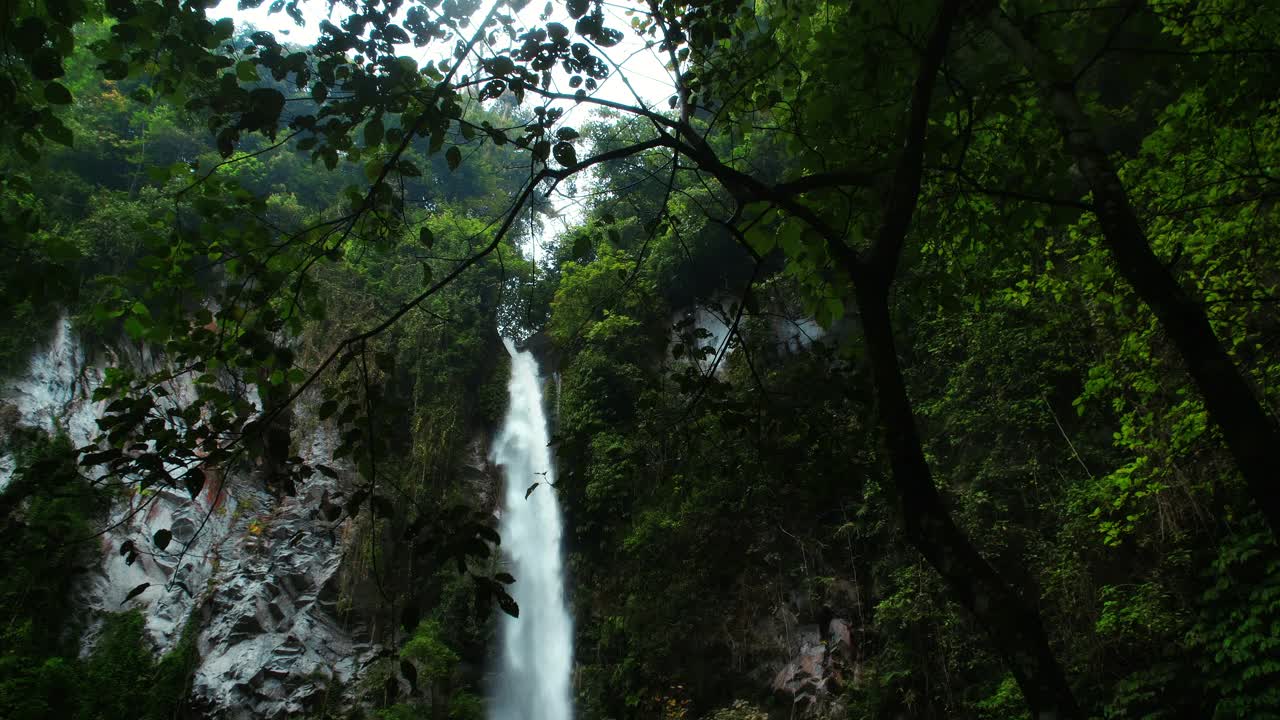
[187,420,377,718]
[0,316,382,718]
[769,618,859,719]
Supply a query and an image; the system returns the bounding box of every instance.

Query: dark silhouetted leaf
[122,583,150,605]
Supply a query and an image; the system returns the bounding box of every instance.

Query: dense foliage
[2,0,1280,719]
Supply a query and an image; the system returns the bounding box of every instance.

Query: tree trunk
[856,280,1082,720]
[990,13,1280,541]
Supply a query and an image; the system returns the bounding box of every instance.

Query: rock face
[0,317,380,718]
[187,421,377,718]
[769,618,858,719]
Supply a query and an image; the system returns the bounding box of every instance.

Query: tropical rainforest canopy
[1,0,1279,718]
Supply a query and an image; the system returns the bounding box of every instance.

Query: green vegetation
[2,0,1280,719]
[0,433,199,720]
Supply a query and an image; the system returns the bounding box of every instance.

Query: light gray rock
[2,316,382,718]
[769,617,858,719]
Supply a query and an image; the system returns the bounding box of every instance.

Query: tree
[988,4,1280,542]
[5,0,1279,717]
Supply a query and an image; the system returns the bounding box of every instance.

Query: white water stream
[489,339,574,720]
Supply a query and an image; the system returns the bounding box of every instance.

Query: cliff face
[0,317,393,718]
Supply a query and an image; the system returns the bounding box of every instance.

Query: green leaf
[572,234,591,260]
[213,17,235,40]
[44,82,72,105]
[419,227,434,247]
[365,116,384,147]
[237,60,259,82]
[32,48,64,81]
[42,117,73,147]
[123,316,146,339]
[446,145,462,171]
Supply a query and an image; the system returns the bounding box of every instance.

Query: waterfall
[489,339,574,720]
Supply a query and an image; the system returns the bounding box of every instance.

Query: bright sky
[209,0,676,110]
[209,0,676,259]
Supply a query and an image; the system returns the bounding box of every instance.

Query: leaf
[42,117,73,147]
[153,528,172,551]
[365,115,384,147]
[525,482,539,499]
[237,60,259,82]
[319,399,339,420]
[496,588,520,618]
[371,495,395,518]
[495,572,516,584]
[446,145,462,171]
[32,48,64,81]
[121,583,151,605]
[552,141,577,167]
[418,227,434,248]
[400,660,418,692]
[185,467,206,498]
[44,82,72,105]
[474,524,501,545]
[491,56,515,76]
[119,539,136,557]
[572,234,591,260]
[315,464,339,479]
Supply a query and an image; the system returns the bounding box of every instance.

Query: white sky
[209,0,676,261]
[209,0,675,109]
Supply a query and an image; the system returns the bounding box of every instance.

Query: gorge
[3,0,1280,719]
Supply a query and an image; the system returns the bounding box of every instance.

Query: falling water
[489,339,574,720]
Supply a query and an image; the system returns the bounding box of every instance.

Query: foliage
[400,619,460,682]
[3,0,1280,718]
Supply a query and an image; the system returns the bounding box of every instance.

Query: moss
[145,608,202,720]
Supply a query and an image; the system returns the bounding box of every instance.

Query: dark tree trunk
[991,13,1280,542]
[855,281,1083,720]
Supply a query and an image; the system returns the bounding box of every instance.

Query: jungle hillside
[1,0,1279,719]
